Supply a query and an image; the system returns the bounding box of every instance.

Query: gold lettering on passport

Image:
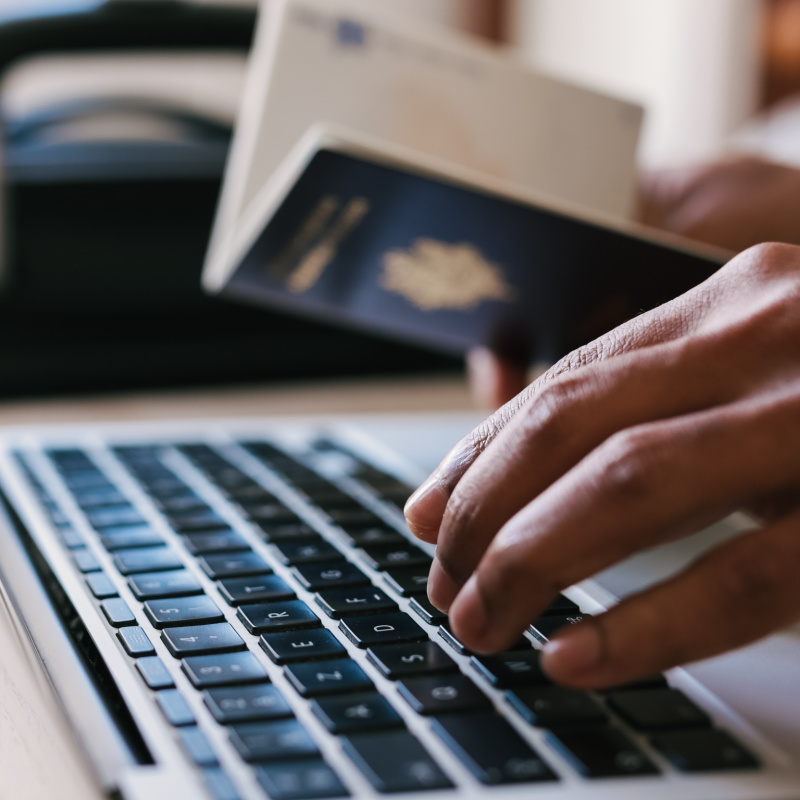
[381,238,513,311]
[286,197,371,293]
[269,195,340,283]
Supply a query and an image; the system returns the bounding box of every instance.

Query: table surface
[0,374,482,800]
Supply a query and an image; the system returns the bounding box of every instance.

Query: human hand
[640,155,800,253]
[406,242,800,689]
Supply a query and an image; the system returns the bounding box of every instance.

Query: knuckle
[548,329,624,379]
[518,378,584,451]
[593,428,662,505]
[742,241,798,275]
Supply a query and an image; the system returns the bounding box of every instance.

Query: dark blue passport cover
[224,150,722,362]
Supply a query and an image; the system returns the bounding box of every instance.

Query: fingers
[405,284,712,544]
[447,389,800,654]
[426,336,738,611]
[541,508,800,688]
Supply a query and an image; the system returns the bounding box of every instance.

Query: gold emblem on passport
[382,238,514,311]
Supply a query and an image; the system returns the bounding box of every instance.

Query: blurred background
[0,0,796,399]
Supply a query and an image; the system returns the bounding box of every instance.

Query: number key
[144,596,224,628]
[182,652,269,689]
[161,623,245,657]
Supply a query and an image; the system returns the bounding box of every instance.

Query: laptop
[0,2,796,798]
[0,411,798,800]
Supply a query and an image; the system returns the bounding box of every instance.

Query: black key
[607,688,710,731]
[179,727,218,767]
[117,626,155,657]
[87,506,146,529]
[182,652,269,689]
[152,492,208,514]
[398,675,493,715]
[243,503,299,525]
[203,768,241,800]
[255,761,349,800]
[259,629,346,665]
[367,642,459,680]
[162,623,245,657]
[542,595,580,616]
[316,587,397,620]
[144,596,224,628]
[383,566,430,597]
[342,730,453,793]
[230,719,319,762]
[156,689,195,726]
[339,613,426,648]
[311,692,403,734]
[167,509,230,533]
[74,487,127,509]
[48,449,94,470]
[101,598,136,627]
[408,596,447,625]
[205,685,293,724]
[47,508,72,528]
[506,686,607,728]
[85,572,117,599]
[143,478,189,496]
[238,601,321,635]
[128,569,203,600]
[199,552,270,579]
[273,539,344,566]
[73,548,102,573]
[223,483,275,502]
[545,728,658,778]
[255,522,317,542]
[136,656,174,689]
[471,651,549,688]
[301,488,355,509]
[113,546,183,575]
[359,544,432,571]
[182,530,250,556]
[100,526,165,550]
[57,527,84,549]
[292,561,370,591]
[432,714,557,785]
[651,729,760,772]
[285,659,373,697]
[338,525,407,548]
[326,509,383,528]
[63,471,113,491]
[217,575,292,606]
[529,614,587,644]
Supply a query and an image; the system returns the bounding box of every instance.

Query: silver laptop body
[0,414,797,800]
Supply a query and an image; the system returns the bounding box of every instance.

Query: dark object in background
[0,1,458,399]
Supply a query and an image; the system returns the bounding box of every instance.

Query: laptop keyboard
[10,433,761,799]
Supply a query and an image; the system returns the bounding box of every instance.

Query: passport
[222,146,724,362]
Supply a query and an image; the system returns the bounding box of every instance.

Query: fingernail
[541,620,602,680]
[404,475,448,540]
[427,558,462,613]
